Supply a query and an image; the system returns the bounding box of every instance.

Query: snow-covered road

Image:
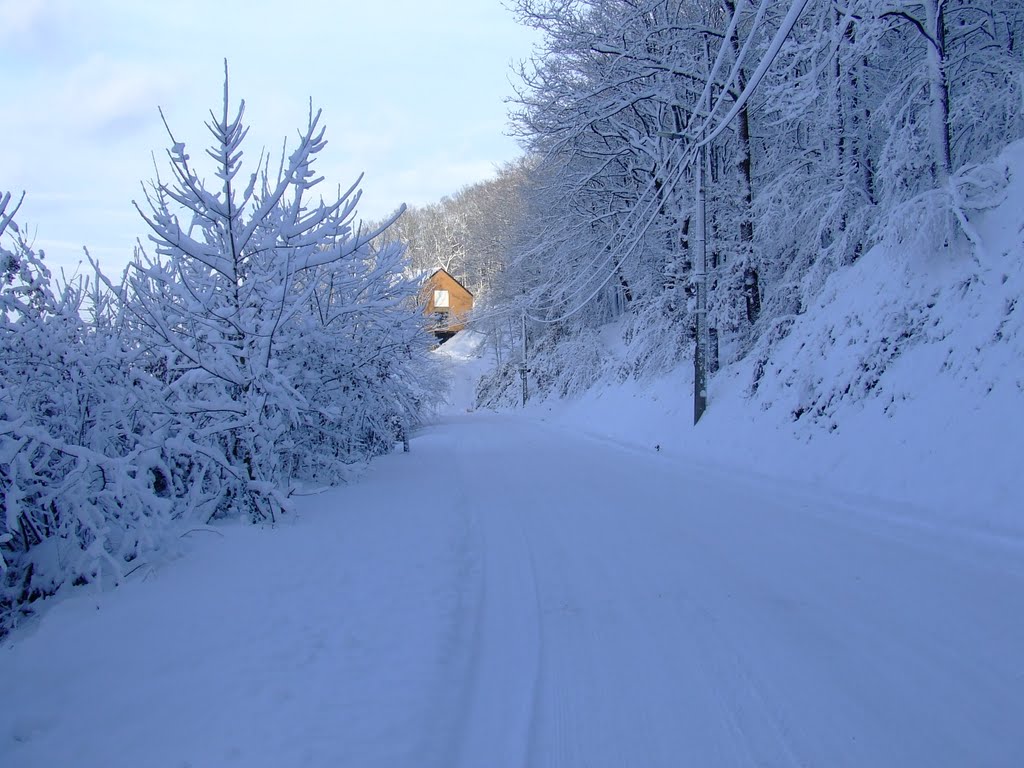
[3,410,1023,767]
[439,414,1024,768]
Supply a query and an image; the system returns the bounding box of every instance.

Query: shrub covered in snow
[1,194,170,633]
[0,74,440,636]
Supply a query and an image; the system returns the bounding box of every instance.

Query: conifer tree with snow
[124,66,437,524]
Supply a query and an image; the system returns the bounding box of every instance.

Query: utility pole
[655,127,710,425]
[691,54,712,426]
[520,312,529,407]
[693,136,708,425]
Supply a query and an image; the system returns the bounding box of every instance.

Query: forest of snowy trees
[468,0,1024,406]
[0,76,438,635]
[368,158,531,298]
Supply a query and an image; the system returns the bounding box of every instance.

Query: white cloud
[354,156,509,219]
[0,0,77,53]
[59,55,177,140]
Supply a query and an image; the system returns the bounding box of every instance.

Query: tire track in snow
[446,421,543,768]
[679,597,810,767]
[435,413,1024,767]
[520,471,806,767]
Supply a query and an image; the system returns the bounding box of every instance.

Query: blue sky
[0,0,538,277]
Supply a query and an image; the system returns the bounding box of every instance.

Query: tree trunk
[724,0,757,321]
[925,0,952,183]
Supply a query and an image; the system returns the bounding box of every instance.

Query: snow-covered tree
[368,158,532,301]
[479,0,1024,407]
[2,68,440,636]
[124,68,437,524]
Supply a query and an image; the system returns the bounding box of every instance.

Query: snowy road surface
[3,413,1023,767]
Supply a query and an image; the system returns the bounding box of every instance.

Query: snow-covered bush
[478,322,611,407]
[1,71,440,636]
[745,139,1024,431]
[1,194,170,635]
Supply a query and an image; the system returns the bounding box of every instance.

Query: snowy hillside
[517,141,1024,534]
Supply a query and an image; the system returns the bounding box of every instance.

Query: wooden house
[422,268,473,342]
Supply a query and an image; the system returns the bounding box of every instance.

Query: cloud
[0,0,77,53]
[0,0,51,41]
[396,159,503,196]
[59,55,176,141]
[1,0,537,277]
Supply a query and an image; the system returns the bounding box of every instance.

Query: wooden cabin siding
[422,269,474,338]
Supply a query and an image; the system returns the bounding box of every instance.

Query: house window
[433,289,450,309]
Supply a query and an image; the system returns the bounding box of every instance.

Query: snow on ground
[528,142,1024,539]
[432,329,491,413]
[2,344,1023,767]
[1,432,478,768]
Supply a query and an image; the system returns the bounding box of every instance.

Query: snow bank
[523,142,1024,535]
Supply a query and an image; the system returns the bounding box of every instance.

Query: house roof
[427,267,473,297]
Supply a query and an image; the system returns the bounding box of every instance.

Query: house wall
[423,270,473,334]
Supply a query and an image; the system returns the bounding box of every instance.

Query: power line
[525,147,692,325]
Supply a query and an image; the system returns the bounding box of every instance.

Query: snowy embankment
[527,142,1024,536]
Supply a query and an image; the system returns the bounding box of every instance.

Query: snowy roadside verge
[0,437,481,768]
[502,143,1024,539]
